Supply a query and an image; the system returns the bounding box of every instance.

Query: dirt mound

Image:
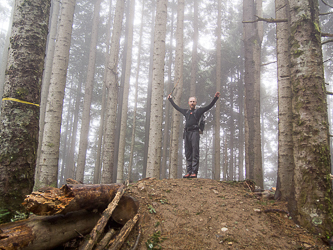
[123,178,329,250]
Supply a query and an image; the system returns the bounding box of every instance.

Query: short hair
[188,96,197,102]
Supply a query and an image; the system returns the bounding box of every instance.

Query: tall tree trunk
[94,0,113,184]
[229,85,234,180]
[116,0,135,184]
[76,0,101,182]
[0,0,51,222]
[161,0,175,179]
[243,0,263,188]
[169,0,185,179]
[288,0,333,235]
[35,0,61,183]
[214,0,222,181]
[146,0,168,178]
[37,0,76,189]
[143,0,156,179]
[65,73,83,181]
[238,71,244,181]
[129,0,145,181]
[274,0,293,201]
[101,0,125,184]
[189,0,198,97]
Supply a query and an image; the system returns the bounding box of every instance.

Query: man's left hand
[215,92,220,98]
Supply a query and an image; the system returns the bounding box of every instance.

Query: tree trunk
[35,0,61,183]
[169,0,185,179]
[288,0,333,235]
[146,0,168,178]
[76,0,102,183]
[0,0,51,222]
[214,0,222,181]
[101,0,125,184]
[116,0,136,184]
[274,0,293,201]
[128,0,145,181]
[37,0,76,189]
[238,71,244,181]
[94,0,113,184]
[0,210,101,250]
[243,0,263,187]
[189,0,198,97]
[143,0,156,179]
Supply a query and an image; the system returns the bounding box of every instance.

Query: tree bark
[214,0,222,181]
[146,0,168,178]
[35,0,60,183]
[76,0,102,183]
[94,0,113,184]
[101,0,125,184]
[189,0,198,97]
[37,0,76,189]
[116,0,136,184]
[275,0,294,201]
[0,0,51,222]
[0,210,101,250]
[23,184,122,215]
[128,0,145,181]
[288,0,333,235]
[169,0,185,179]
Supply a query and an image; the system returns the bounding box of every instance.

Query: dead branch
[79,185,126,250]
[326,91,333,95]
[95,229,116,250]
[131,225,142,250]
[108,213,140,250]
[66,178,82,184]
[321,0,333,8]
[322,39,333,45]
[322,33,333,38]
[243,15,287,23]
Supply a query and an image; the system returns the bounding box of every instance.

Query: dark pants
[184,130,200,174]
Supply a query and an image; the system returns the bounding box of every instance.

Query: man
[167,92,220,178]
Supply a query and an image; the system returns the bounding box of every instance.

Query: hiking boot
[190,173,197,178]
[183,173,191,178]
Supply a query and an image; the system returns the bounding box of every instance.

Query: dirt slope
[123,177,329,250]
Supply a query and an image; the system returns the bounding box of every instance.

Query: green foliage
[0,209,11,223]
[147,204,156,214]
[145,231,166,250]
[10,210,28,222]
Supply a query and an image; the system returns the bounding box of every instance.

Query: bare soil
[121,177,330,250]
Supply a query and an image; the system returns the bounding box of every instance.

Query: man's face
[188,97,197,109]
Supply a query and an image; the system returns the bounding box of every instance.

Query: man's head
[188,96,197,110]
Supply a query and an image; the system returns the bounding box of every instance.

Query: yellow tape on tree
[2,97,40,107]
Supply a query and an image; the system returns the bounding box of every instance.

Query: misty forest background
[1,0,333,187]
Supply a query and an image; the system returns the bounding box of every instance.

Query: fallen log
[79,185,126,250]
[0,210,100,250]
[23,184,122,215]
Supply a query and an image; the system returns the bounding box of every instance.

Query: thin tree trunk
[101,0,125,184]
[0,0,51,222]
[169,0,185,179]
[37,0,76,189]
[94,0,113,184]
[76,0,102,182]
[143,0,156,178]
[146,0,168,178]
[128,0,145,181]
[214,0,222,181]
[189,0,198,97]
[117,0,136,183]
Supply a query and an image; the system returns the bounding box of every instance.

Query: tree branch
[243,15,287,23]
[322,39,333,45]
[321,0,333,8]
[322,33,333,38]
[319,11,333,16]
[326,91,333,95]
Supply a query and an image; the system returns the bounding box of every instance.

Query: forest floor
[118,177,331,250]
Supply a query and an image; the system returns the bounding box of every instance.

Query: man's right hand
[168,94,172,99]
